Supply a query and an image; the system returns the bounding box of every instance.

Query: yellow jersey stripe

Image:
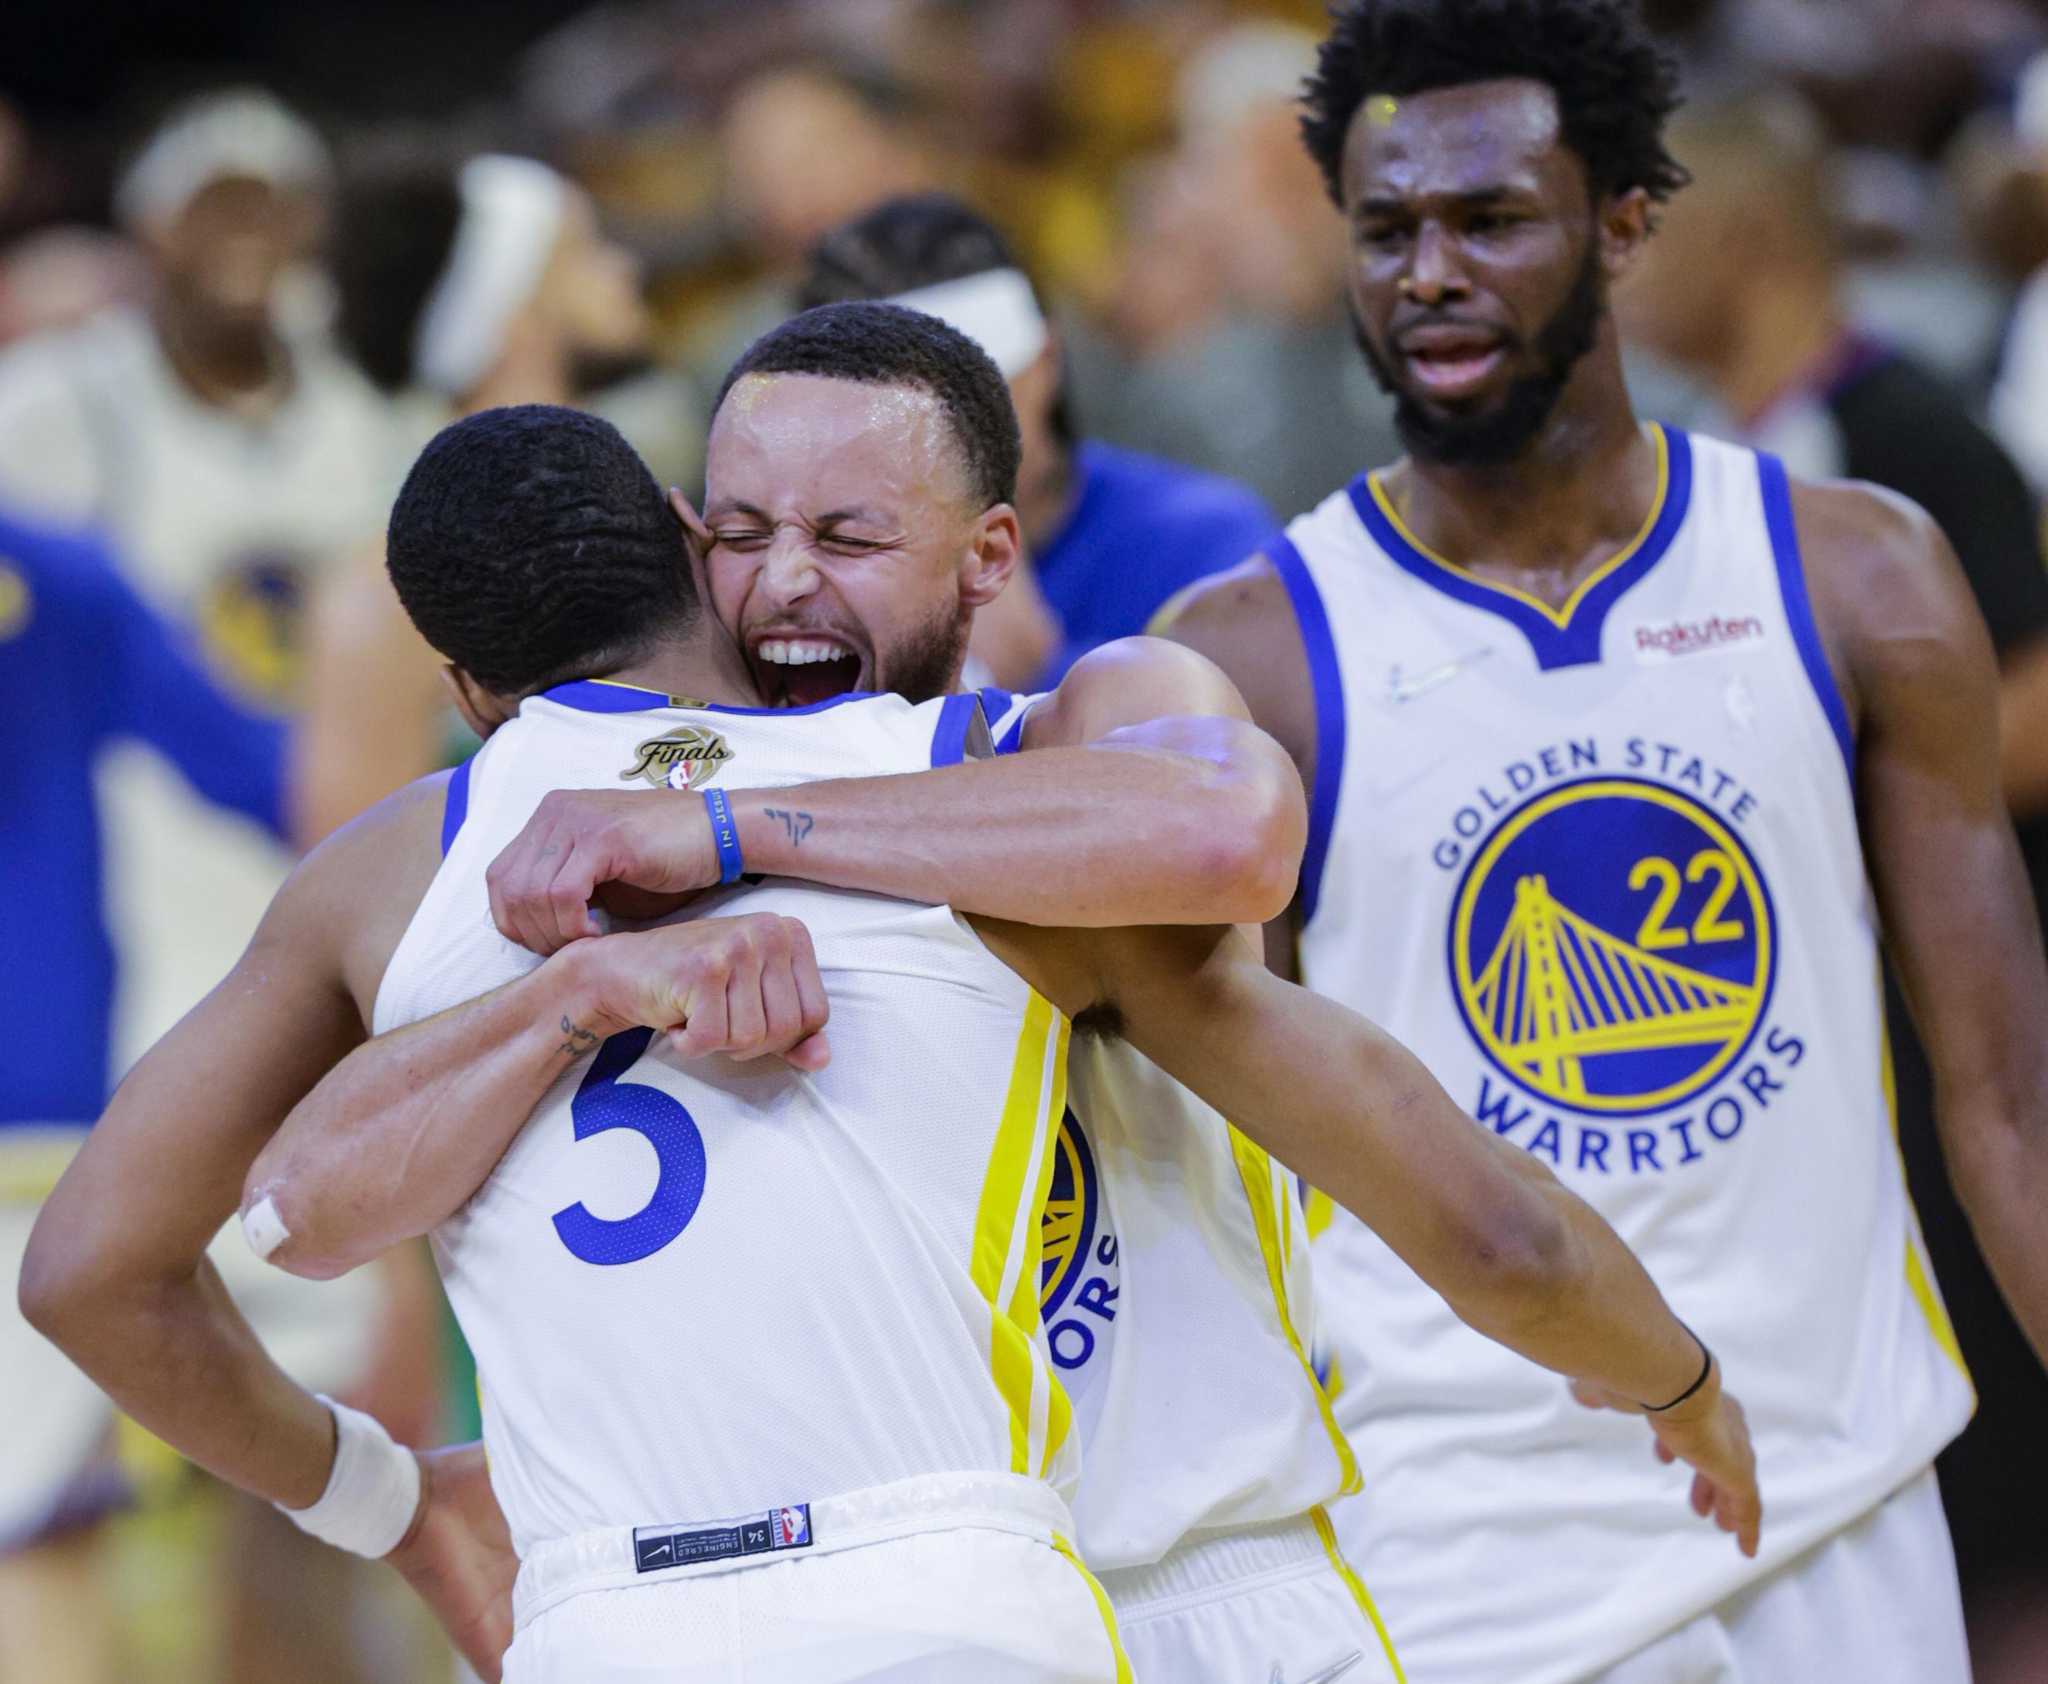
[1876,991,1974,1386]
[1229,1127,1363,1498]
[1051,1532,1134,1684]
[1003,1020,1074,1475]
[1368,423,1671,630]
[972,992,1066,1474]
[1313,1505,1408,1684]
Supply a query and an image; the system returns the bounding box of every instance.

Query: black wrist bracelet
[1642,1327,1714,1413]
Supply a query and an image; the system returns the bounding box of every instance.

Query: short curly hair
[1300,0,1689,209]
[715,302,1022,509]
[387,405,696,696]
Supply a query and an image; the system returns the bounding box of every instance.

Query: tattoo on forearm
[557,1016,600,1058]
[763,808,815,847]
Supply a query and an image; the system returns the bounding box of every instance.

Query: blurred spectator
[0,92,438,1684]
[698,63,940,379]
[1081,21,1404,522]
[1623,86,2048,1679]
[297,151,659,844]
[0,507,391,1684]
[0,88,398,1076]
[799,191,1276,689]
[0,228,145,348]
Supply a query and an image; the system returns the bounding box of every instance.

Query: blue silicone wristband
[703,789,744,886]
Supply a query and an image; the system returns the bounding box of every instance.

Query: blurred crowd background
[8,0,2048,1679]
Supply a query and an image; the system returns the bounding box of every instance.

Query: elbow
[237,1176,359,1282]
[1187,760,1308,926]
[1442,1189,1580,1340]
[18,1210,105,1355]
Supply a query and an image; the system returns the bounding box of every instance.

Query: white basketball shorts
[1097,1507,1406,1684]
[1591,1468,1967,1684]
[502,1471,1130,1683]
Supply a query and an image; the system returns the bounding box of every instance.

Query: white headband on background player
[115,87,333,232]
[885,268,1050,379]
[412,154,570,399]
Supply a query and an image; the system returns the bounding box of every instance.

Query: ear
[440,664,516,742]
[960,503,1024,611]
[1598,186,1656,282]
[668,487,713,555]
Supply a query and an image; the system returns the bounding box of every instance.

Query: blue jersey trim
[441,758,474,857]
[978,687,1016,731]
[1350,425,1695,672]
[1266,535,1345,926]
[542,679,879,718]
[930,691,982,767]
[1758,451,1856,780]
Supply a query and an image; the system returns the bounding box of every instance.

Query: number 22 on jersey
[552,1028,709,1266]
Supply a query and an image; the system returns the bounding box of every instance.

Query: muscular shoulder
[1789,475,1995,724]
[1151,555,1315,774]
[268,770,454,1021]
[1023,635,1251,747]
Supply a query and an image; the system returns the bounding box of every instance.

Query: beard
[876,594,972,705]
[1355,241,1605,469]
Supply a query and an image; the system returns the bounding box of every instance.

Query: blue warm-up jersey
[1030,442,1275,688]
[0,512,286,1126]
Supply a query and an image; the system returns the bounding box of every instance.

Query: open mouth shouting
[1398,323,1514,404]
[749,630,869,709]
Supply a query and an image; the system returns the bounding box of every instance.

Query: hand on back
[489,787,719,955]
[579,912,831,1072]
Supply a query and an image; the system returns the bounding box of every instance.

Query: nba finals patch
[620,726,734,790]
[1429,743,1808,1178]
[633,1503,813,1573]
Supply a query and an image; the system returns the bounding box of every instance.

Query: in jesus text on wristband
[703,788,744,885]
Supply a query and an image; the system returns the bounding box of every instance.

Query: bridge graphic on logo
[1040,1113,1098,1317]
[1470,873,1763,1103]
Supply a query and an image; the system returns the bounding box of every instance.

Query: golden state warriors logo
[620,727,733,790]
[1040,1111,1118,1371]
[1450,777,1777,1115]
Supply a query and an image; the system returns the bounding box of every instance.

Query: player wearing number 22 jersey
[1268,427,1975,1682]
[376,681,1128,1684]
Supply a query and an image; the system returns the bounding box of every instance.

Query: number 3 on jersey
[552,1028,708,1266]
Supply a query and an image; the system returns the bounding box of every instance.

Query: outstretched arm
[1803,481,2048,1372]
[486,638,1307,954]
[978,917,1762,1557]
[17,777,513,1675]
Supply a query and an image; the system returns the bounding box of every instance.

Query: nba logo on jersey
[773,1505,811,1548]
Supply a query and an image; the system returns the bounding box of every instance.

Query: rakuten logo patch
[1631,615,1766,662]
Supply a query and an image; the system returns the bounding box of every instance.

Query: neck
[1383,332,1658,587]
[1714,265,1844,428]
[461,322,574,414]
[593,616,763,709]
[152,294,286,410]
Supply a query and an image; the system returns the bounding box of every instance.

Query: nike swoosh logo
[1272,1653,1365,1684]
[1388,648,1493,704]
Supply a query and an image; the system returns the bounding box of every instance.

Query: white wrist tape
[280,1397,422,1559]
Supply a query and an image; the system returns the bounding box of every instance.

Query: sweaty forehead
[1342,79,1577,207]
[706,372,965,513]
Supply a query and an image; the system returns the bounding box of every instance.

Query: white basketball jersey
[375,680,1076,1558]
[1278,427,1976,1684]
[983,690,1358,1572]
